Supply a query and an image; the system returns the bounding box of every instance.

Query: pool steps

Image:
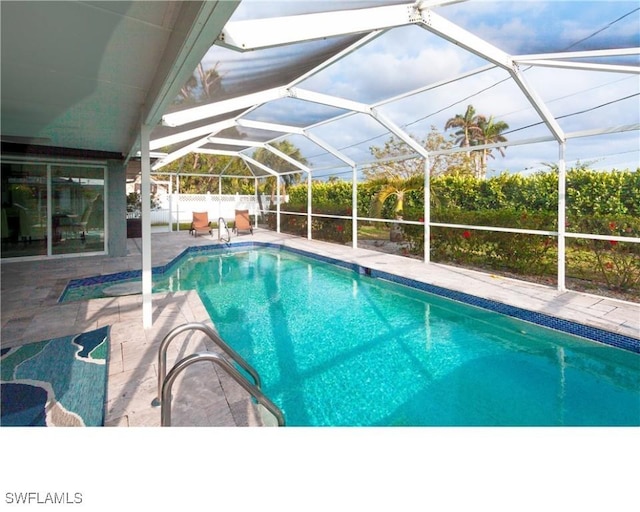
[152,322,285,427]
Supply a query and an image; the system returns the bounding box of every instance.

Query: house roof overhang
[0,0,240,177]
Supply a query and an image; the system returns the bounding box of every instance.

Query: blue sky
[205,1,639,177]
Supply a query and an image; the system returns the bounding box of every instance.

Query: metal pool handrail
[153,322,261,407]
[161,352,285,427]
[218,217,230,242]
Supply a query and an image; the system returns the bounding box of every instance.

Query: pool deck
[1,228,638,427]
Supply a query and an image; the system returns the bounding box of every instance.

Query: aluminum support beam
[265,144,311,174]
[514,47,640,62]
[217,4,417,51]
[207,136,265,148]
[289,88,371,114]
[277,176,281,233]
[424,157,431,263]
[557,142,567,292]
[370,108,430,158]
[418,9,512,68]
[418,9,565,143]
[303,131,356,168]
[509,65,565,143]
[307,171,312,240]
[515,59,639,75]
[352,165,358,249]
[236,120,306,135]
[238,155,281,178]
[152,136,211,170]
[162,87,287,127]
[150,118,237,151]
[140,123,153,329]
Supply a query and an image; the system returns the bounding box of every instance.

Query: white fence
[128,193,288,229]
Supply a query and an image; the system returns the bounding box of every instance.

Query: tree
[475,116,509,179]
[364,128,475,181]
[425,127,475,177]
[445,105,509,179]
[369,174,424,219]
[197,62,222,102]
[252,140,307,205]
[364,136,424,181]
[174,62,223,106]
[445,104,484,149]
[155,152,253,194]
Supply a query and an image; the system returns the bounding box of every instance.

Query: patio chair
[190,211,212,237]
[233,209,253,235]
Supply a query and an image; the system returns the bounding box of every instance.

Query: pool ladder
[152,322,285,427]
[218,217,231,243]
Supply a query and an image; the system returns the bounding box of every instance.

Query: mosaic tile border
[60,241,640,354]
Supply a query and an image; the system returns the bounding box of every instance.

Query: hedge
[283,169,639,293]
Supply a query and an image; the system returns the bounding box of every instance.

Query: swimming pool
[148,247,639,426]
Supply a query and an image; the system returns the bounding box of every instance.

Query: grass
[358,225,390,240]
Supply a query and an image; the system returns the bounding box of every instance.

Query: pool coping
[59,241,640,354]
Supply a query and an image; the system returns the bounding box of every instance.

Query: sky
[196,0,639,179]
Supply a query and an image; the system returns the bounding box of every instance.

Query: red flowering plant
[567,215,640,293]
[308,206,352,245]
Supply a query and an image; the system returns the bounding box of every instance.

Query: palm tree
[197,62,222,101]
[475,116,509,178]
[175,63,223,105]
[370,175,424,241]
[445,105,485,148]
[445,105,488,178]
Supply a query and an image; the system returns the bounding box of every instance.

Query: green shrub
[270,204,352,244]
[282,169,640,292]
[404,209,557,275]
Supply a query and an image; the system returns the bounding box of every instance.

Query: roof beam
[207,136,265,148]
[162,87,287,127]
[264,144,311,174]
[289,88,371,114]
[418,9,565,142]
[151,135,210,170]
[236,120,306,135]
[303,131,356,167]
[217,3,418,51]
[150,118,237,151]
[238,154,280,177]
[418,9,513,68]
[287,30,387,88]
[514,48,640,61]
[513,59,639,75]
[509,64,565,143]
[192,149,239,157]
[370,108,430,158]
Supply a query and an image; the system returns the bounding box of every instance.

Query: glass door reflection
[1,163,48,258]
[51,166,105,255]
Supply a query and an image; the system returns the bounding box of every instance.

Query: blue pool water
[150,248,640,427]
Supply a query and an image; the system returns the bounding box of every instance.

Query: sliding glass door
[51,165,105,255]
[1,160,106,259]
[1,162,48,258]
